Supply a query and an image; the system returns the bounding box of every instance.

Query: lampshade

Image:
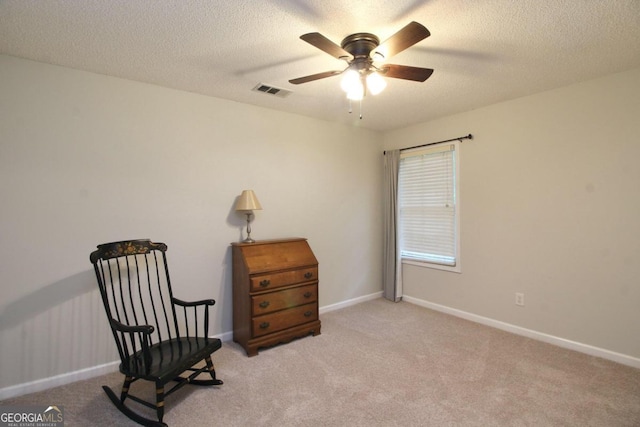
[235,190,262,211]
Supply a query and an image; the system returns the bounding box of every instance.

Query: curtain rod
[383,133,473,155]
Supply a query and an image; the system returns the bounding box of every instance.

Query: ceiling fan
[289,22,434,102]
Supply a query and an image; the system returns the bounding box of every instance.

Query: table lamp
[235,190,262,243]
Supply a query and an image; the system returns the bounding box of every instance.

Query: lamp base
[243,213,255,243]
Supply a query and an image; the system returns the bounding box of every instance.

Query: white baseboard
[217,330,234,343]
[0,361,120,401]
[319,291,383,315]
[403,295,640,370]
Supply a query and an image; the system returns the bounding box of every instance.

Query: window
[398,141,460,272]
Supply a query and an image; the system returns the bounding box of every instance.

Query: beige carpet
[2,299,640,426]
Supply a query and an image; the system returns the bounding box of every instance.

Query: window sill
[401,258,461,273]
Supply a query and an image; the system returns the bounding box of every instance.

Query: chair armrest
[110,318,155,335]
[172,298,216,338]
[172,297,216,307]
[109,319,155,372]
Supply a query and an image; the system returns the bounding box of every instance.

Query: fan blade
[289,70,343,85]
[300,33,352,59]
[373,22,431,60]
[379,64,434,82]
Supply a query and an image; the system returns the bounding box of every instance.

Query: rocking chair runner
[90,239,223,427]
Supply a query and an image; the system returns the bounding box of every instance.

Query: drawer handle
[259,322,270,329]
[304,272,313,279]
[303,292,312,298]
[259,301,270,308]
[259,279,271,287]
[304,311,313,317]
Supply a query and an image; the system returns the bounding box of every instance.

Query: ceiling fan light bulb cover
[367,72,387,95]
[347,83,364,101]
[340,69,360,93]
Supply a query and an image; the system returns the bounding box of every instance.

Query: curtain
[383,149,402,302]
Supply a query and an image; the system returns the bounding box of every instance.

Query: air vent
[252,83,292,98]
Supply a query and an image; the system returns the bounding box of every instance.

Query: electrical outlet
[515,293,525,306]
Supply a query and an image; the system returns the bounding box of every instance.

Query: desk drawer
[252,302,318,337]
[252,284,317,316]
[250,267,318,292]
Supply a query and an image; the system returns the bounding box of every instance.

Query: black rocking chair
[90,239,223,426]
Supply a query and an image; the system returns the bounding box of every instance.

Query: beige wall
[383,68,640,360]
[0,55,383,392]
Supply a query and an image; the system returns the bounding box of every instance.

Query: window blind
[398,144,457,266]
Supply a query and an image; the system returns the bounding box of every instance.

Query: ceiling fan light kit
[289,22,434,117]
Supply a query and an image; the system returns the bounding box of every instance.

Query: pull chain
[347,98,364,119]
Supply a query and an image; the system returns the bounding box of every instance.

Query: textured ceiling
[1,0,640,132]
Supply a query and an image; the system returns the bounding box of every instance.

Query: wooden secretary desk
[231,238,321,356]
